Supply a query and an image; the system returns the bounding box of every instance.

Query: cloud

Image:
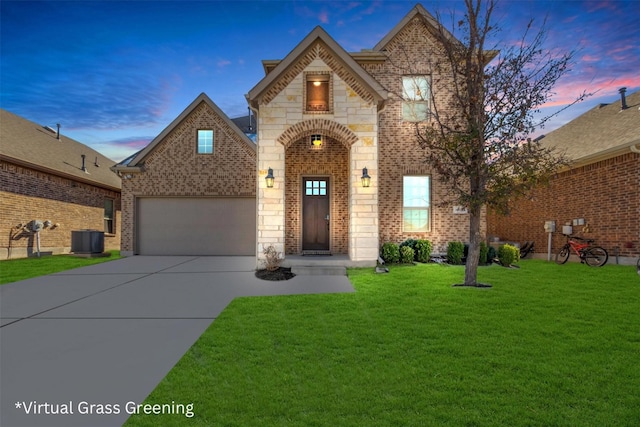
[217,59,232,68]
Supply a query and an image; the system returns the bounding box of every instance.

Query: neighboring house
[487,89,640,263]
[114,4,484,263]
[0,109,121,259]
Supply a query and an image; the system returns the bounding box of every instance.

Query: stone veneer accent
[257,53,379,262]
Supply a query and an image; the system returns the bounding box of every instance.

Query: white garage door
[137,197,255,255]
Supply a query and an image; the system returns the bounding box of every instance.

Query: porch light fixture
[311,134,322,147]
[265,167,274,188]
[361,167,371,187]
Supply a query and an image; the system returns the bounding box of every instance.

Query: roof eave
[247,26,388,109]
[128,93,255,167]
[1,154,121,192]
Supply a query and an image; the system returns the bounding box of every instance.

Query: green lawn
[126,260,640,426]
[0,251,121,284]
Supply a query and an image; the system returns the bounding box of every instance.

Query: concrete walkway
[0,256,354,427]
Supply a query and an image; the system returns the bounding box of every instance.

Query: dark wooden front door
[303,178,330,251]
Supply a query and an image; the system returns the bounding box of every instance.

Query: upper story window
[403,176,430,232]
[305,72,331,113]
[402,76,430,122]
[197,130,214,154]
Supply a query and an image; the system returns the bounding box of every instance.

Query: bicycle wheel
[584,246,608,267]
[555,245,570,264]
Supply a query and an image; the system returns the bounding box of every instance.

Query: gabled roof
[373,3,459,52]
[116,93,255,170]
[540,90,640,165]
[0,109,121,191]
[247,26,387,110]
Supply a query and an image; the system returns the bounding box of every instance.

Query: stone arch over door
[277,119,359,149]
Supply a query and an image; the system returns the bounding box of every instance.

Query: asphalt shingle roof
[0,109,121,190]
[540,90,640,164]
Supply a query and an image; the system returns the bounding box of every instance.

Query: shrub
[487,245,497,262]
[479,241,489,265]
[415,239,432,263]
[380,242,400,264]
[447,241,465,265]
[400,246,415,264]
[399,239,418,251]
[263,245,282,271]
[498,244,520,267]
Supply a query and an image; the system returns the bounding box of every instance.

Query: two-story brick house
[114,4,482,263]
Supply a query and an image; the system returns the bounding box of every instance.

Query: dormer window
[305,72,332,113]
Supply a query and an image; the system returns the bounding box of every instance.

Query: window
[403,176,430,232]
[104,199,114,234]
[402,76,430,122]
[197,130,214,154]
[305,73,330,112]
[305,180,327,196]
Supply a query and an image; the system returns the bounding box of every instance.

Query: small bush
[498,244,520,267]
[263,245,282,271]
[487,245,497,262]
[479,241,489,265]
[447,241,465,265]
[400,239,418,251]
[415,239,432,263]
[400,246,415,264]
[381,242,400,264]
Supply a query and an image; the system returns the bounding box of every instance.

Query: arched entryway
[278,119,358,255]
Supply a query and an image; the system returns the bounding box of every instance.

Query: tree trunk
[464,206,482,286]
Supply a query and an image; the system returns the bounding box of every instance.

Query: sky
[2,0,639,162]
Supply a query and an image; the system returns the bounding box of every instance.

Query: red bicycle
[555,235,608,267]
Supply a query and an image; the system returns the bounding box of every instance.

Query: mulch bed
[255,267,295,281]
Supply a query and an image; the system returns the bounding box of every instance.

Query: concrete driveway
[0,256,354,427]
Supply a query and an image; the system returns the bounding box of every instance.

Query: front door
[302,178,330,251]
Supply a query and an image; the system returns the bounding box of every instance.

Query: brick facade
[284,136,349,254]
[1,160,121,259]
[119,100,256,254]
[364,16,482,254]
[487,152,640,261]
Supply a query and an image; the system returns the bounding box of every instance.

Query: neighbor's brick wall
[120,101,256,253]
[487,152,640,258]
[363,15,481,253]
[284,136,349,254]
[0,160,121,259]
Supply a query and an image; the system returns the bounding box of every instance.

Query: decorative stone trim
[276,119,359,150]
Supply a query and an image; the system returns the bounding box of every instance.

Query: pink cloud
[318,10,329,24]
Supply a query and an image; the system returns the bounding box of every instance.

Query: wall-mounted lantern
[265,167,274,188]
[361,167,371,188]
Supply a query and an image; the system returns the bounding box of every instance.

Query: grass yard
[126,260,640,426]
[0,250,121,284]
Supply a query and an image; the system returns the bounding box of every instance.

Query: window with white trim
[402,76,430,122]
[403,176,430,232]
[197,130,214,154]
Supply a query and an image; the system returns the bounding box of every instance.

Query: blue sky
[2,0,639,161]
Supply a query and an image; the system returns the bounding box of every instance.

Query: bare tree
[414,0,590,286]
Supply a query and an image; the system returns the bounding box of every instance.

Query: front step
[291,265,347,276]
